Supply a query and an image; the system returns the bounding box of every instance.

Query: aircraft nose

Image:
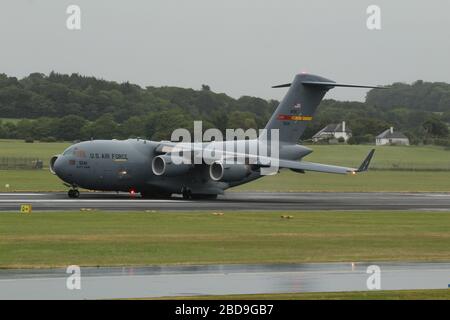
[50,155,75,185]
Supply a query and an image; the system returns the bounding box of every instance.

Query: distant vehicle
[50,73,379,199]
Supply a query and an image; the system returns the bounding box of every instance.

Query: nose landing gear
[64,183,80,198]
[68,189,80,198]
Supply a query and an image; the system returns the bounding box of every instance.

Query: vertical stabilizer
[265,73,384,143]
[265,73,332,143]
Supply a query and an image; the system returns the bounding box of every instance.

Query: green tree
[33,117,58,140]
[227,111,258,130]
[423,117,449,137]
[16,119,35,139]
[81,114,118,140]
[2,122,17,139]
[0,121,4,138]
[120,116,146,138]
[56,115,87,141]
[145,108,193,141]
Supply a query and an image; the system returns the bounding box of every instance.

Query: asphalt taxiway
[0,262,449,299]
[0,192,449,211]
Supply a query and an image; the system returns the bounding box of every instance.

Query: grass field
[0,139,69,167]
[0,170,67,192]
[157,290,450,300]
[0,210,449,269]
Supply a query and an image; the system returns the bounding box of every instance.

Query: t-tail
[264,73,385,143]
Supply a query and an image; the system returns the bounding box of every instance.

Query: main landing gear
[140,191,172,199]
[181,187,218,200]
[68,188,80,198]
[182,187,192,200]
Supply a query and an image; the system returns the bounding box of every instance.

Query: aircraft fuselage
[51,139,311,197]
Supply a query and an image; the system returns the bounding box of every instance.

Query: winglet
[356,149,376,173]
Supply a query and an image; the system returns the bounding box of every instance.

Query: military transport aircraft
[50,73,379,199]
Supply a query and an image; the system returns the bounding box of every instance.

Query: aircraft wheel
[182,189,192,200]
[68,189,80,198]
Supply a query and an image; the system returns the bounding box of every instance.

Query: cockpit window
[63,147,74,156]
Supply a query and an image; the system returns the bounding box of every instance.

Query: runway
[0,262,449,299]
[0,192,450,211]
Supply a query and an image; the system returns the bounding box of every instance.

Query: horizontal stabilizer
[302,81,386,89]
[272,83,292,88]
[272,81,386,90]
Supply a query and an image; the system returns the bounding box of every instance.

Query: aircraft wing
[278,159,355,174]
[156,142,375,175]
[275,149,375,175]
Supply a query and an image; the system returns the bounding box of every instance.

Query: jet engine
[209,161,250,182]
[152,155,192,177]
[49,155,59,174]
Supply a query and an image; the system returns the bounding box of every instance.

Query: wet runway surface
[0,262,449,299]
[0,192,450,211]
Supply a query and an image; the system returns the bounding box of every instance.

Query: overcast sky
[1,0,449,101]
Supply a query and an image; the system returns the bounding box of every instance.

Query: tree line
[0,72,449,145]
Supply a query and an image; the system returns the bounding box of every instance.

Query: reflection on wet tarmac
[0,262,449,299]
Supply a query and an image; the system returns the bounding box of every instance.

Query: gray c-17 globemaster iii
[50,73,380,199]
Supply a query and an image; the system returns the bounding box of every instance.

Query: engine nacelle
[49,155,59,175]
[152,155,192,177]
[209,162,250,182]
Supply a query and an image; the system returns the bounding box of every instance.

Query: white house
[312,121,352,143]
[376,127,410,146]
